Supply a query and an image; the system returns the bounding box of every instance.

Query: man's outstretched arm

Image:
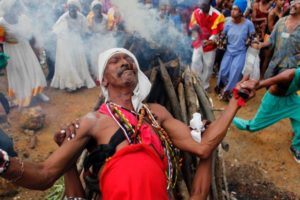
[0,114,95,190]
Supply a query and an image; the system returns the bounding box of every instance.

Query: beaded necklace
[143,105,180,189]
[106,102,180,189]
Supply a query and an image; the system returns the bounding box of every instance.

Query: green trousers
[233,91,300,151]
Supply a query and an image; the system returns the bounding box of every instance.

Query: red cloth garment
[189,6,225,51]
[98,104,168,200]
[99,104,165,156]
[100,144,168,200]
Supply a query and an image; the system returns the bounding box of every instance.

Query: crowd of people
[0,0,299,199]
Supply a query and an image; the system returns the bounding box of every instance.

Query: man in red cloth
[0,48,256,200]
[190,0,225,91]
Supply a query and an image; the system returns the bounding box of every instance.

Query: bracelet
[7,157,24,183]
[232,88,247,107]
[0,149,10,175]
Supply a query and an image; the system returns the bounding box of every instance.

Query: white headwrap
[98,48,152,112]
[90,0,102,10]
[67,0,81,10]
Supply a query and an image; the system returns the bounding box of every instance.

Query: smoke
[111,0,192,63]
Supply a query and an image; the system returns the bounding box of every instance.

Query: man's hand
[53,120,80,146]
[235,75,258,100]
[202,40,215,47]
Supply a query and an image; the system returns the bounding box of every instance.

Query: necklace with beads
[106,102,181,189]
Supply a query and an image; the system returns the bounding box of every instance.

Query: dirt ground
[0,74,299,200]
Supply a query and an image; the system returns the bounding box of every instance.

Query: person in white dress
[0,0,48,108]
[87,1,117,80]
[51,0,95,91]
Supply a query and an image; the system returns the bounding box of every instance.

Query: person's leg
[216,52,231,89]
[223,52,246,92]
[202,49,216,90]
[290,118,300,163]
[191,47,204,80]
[0,128,17,157]
[233,92,287,131]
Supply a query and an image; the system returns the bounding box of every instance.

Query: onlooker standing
[216,0,255,101]
[51,0,95,92]
[259,0,285,77]
[189,0,225,90]
[260,0,300,79]
[0,0,48,108]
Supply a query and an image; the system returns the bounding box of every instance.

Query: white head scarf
[98,48,152,112]
[67,0,81,10]
[90,0,102,10]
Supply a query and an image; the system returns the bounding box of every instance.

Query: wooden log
[182,67,200,193]
[183,68,199,119]
[158,58,182,120]
[145,68,158,102]
[192,75,229,200]
[192,75,215,121]
[178,82,188,124]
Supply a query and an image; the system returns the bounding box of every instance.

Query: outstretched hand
[53,119,80,146]
[235,75,258,101]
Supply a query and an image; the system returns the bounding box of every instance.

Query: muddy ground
[0,74,299,200]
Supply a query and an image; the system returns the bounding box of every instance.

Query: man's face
[68,4,78,18]
[199,0,210,13]
[290,1,300,15]
[276,0,285,8]
[231,5,242,18]
[103,53,138,90]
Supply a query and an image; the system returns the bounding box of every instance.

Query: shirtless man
[0,48,256,200]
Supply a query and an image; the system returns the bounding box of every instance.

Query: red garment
[98,104,168,200]
[99,104,165,156]
[189,6,225,52]
[100,144,168,200]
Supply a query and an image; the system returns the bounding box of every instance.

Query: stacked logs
[144,57,229,200]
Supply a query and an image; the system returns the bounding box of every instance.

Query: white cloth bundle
[242,47,260,81]
[189,112,205,143]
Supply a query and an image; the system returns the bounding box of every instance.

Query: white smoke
[111,0,192,63]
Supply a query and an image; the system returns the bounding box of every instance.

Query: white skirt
[51,35,95,90]
[4,40,47,107]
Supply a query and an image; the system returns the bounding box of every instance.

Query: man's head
[91,1,103,17]
[67,0,81,18]
[198,0,211,14]
[98,48,151,111]
[290,0,300,16]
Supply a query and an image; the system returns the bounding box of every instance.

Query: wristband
[0,149,10,175]
[232,88,247,107]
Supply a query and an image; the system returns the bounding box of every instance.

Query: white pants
[191,47,216,89]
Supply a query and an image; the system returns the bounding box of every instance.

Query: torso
[87,103,166,152]
[84,103,167,176]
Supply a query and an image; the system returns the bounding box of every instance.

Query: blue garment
[223,18,255,54]
[0,128,17,157]
[217,18,255,92]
